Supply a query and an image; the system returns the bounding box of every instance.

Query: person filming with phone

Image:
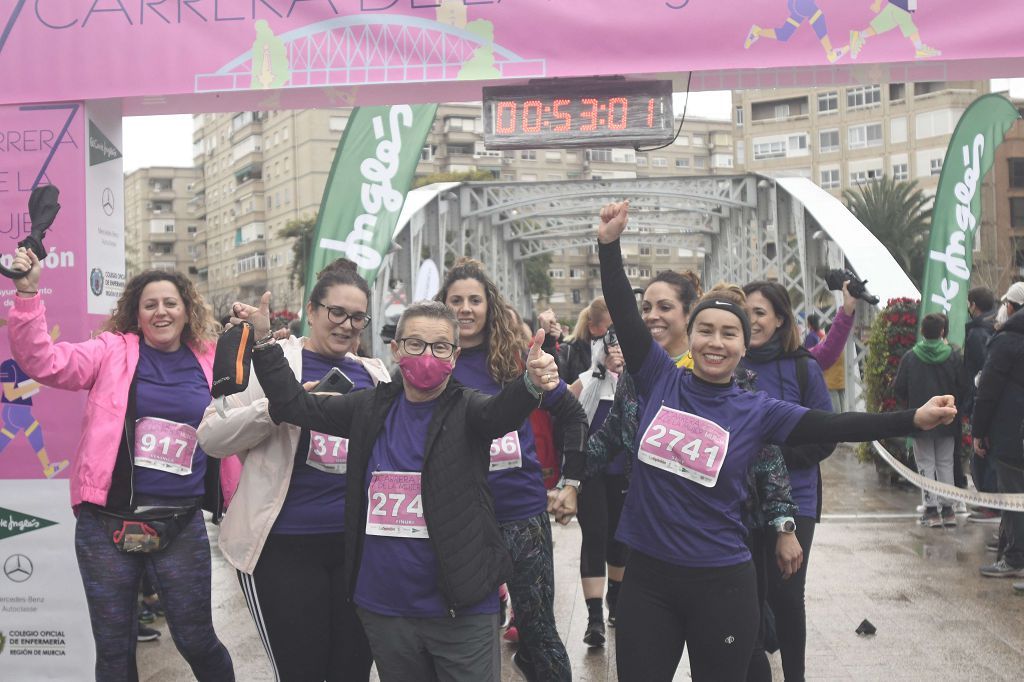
[198,259,390,682]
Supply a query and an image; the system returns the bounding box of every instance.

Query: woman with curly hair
[437,258,588,681]
[7,247,234,681]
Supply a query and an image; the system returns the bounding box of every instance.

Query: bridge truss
[373,174,919,411]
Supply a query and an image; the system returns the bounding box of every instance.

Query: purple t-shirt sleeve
[630,339,676,403]
[761,394,809,445]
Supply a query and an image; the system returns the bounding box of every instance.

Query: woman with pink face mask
[232,297,562,681]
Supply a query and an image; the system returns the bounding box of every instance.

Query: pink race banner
[0,1,1022,113]
[0,102,90,481]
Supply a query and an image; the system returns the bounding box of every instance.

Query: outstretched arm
[598,202,653,372]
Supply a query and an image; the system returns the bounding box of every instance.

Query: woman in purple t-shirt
[199,259,388,681]
[596,202,957,681]
[7,248,233,681]
[438,258,587,681]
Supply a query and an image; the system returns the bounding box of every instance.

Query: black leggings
[578,473,630,577]
[238,532,373,682]
[764,516,816,682]
[615,551,759,682]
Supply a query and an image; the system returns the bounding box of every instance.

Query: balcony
[231,237,265,259]
[234,268,268,288]
[149,231,177,243]
[233,154,263,180]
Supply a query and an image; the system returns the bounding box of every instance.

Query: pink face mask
[398,354,454,391]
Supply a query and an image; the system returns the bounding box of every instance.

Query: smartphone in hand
[311,367,355,394]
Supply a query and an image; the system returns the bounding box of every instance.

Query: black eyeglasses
[314,302,371,329]
[397,337,456,359]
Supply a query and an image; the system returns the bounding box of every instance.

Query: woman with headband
[597,201,957,681]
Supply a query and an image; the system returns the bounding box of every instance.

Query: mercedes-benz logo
[3,554,33,583]
[101,188,115,216]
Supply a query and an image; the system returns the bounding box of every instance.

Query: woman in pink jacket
[7,247,233,682]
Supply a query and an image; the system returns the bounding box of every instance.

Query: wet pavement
[138,446,1024,680]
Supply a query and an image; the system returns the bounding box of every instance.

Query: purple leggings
[75,499,234,682]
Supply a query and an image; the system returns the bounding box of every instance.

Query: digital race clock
[482,78,674,150]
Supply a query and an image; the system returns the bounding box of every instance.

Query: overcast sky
[121,81,1024,173]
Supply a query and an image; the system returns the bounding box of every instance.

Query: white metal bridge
[371,174,919,411]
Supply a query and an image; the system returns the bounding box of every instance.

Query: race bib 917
[366,471,428,539]
[638,406,730,487]
[133,417,199,477]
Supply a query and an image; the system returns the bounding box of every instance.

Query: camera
[823,268,879,305]
[603,326,619,350]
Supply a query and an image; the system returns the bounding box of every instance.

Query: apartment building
[731,81,1024,295]
[179,104,732,319]
[978,99,1024,295]
[123,166,203,277]
[733,81,988,195]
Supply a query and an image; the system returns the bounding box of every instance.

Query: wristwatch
[557,477,582,492]
[772,517,796,534]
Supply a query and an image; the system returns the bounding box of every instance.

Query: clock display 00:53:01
[492,97,661,134]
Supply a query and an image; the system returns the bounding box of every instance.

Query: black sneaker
[138,603,156,624]
[137,625,161,642]
[512,650,537,682]
[583,618,606,647]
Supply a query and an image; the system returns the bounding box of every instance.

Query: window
[547,269,565,279]
[889,83,906,102]
[773,104,790,119]
[637,156,648,167]
[639,246,651,256]
[694,157,706,169]
[930,158,943,176]
[569,267,586,279]
[788,134,808,152]
[817,91,838,114]
[1012,198,1024,227]
[675,135,690,146]
[447,143,473,155]
[572,289,582,305]
[587,149,612,163]
[638,268,651,278]
[474,142,501,158]
[329,116,348,132]
[893,163,909,181]
[544,151,562,162]
[655,247,671,256]
[735,106,744,127]
[848,123,883,149]
[847,85,881,109]
[421,145,436,162]
[753,141,786,160]
[675,157,691,168]
[187,225,198,234]
[237,253,267,273]
[819,129,839,153]
[520,150,537,160]
[651,157,668,168]
[819,168,840,189]
[712,154,733,169]
[850,168,883,185]
[1009,158,1024,188]
[692,134,705,146]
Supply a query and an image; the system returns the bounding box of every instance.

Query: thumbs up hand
[526,328,560,393]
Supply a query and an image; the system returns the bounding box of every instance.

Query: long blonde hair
[567,297,608,343]
[436,258,523,383]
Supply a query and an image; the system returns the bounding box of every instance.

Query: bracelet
[523,371,542,399]
[252,332,276,351]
